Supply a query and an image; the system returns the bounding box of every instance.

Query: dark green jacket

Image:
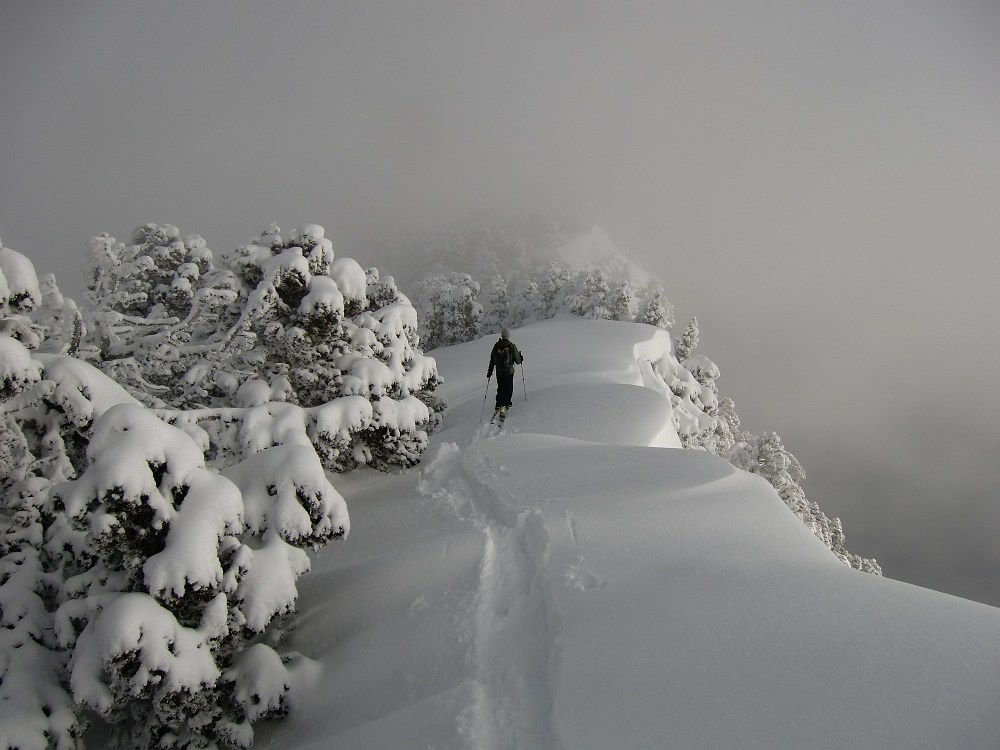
[487,339,522,378]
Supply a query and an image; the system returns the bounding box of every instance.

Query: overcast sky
[2,0,999,606]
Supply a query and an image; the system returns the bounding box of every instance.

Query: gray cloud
[3,0,999,605]
[796,405,1000,606]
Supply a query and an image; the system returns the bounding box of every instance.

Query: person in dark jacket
[487,327,523,419]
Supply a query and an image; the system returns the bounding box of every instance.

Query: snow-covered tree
[609,280,634,321]
[412,272,448,354]
[1,250,138,748]
[0,298,89,749]
[79,225,232,406]
[412,272,482,350]
[86,223,216,320]
[1,327,351,748]
[508,279,542,327]
[479,274,511,335]
[0,476,86,750]
[536,261,574,319]
[567,269,612,320]
[674,316,699,361]
[636,280,674,330]
[708,396,741,455]
[1,229,432,748]
[0,240,42,316]
[78,223,441,471]
[44,402,349,749]
[30,273,84,355]
[0,240,44,351]
[684,353,720,400]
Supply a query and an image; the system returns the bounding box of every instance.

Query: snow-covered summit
[255,315,1000,750]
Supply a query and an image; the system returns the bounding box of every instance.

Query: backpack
[495,343,514,375]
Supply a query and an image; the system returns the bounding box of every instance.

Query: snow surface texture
[255,316,1000,750]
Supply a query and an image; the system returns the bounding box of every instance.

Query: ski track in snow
[423,434,562,750]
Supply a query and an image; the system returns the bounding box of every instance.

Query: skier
[487,327,523,423]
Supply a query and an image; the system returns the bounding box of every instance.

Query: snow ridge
[251,316,1000,750]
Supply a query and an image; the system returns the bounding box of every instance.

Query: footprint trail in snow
[419,440,561,750]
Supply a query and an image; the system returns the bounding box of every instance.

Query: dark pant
[495,373,514,409]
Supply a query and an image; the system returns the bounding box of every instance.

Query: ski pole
[521,363,527,401]
[480,374,492,422]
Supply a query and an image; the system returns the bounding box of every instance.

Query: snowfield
[254,316,1000,750]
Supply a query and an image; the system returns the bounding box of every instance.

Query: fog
[2,1,999,605]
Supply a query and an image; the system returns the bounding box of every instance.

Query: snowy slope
[254,317,1000,750]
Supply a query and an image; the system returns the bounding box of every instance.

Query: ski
[489,406,508,428]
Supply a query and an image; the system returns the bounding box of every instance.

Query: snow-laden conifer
[674,316,700,361]
[80,225,228,406]
[537,261,574,319]
[478,274,511,334]
[0,241,44,352]
[0,241,42,315]
[636,279,674,330]
[3,386,348,748]
[1,247,109,748]
[508,279,543,327]
[1,239,354,748]
[46,402,346,748]
[32,273,84,355]
[414,272,483,350]
[609,280,634,321]
[567,269,613,320]
[79,223,441,471]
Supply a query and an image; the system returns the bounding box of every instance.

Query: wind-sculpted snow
[494,383,680,448]
[255,316,1000,750]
